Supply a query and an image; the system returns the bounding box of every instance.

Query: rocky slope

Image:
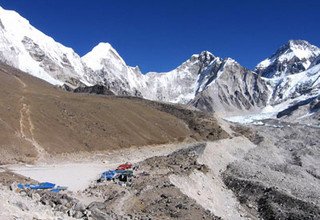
[225,121,320,219]
[0,63,227,164]
[191,58,269,114]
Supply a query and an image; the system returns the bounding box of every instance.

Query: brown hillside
[0,64,227,164]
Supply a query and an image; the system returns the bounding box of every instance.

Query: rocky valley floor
[0,119,319,219]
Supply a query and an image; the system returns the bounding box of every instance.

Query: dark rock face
[21,36,45,62]
[83,66,143,98]
[310,96,320,111]
[73,85,115,95]
[198,51,216,68]
[276,97,318,118]
[311,55,320,68]
[20,37,85,87]
[256,56,308,78]
[191,59,269,113]
[0,19,5,30]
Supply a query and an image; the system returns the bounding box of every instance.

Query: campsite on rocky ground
[1,120,320,219]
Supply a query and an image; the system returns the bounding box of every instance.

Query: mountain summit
[255,40,320,78]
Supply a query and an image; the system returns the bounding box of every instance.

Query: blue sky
[0,0,319,72]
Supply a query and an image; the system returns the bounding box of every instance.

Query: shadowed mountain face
[191,59,270,114]
[0,64,228,164]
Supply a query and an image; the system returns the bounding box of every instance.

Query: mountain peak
[288,39,317,48]
[288,39,310,46]
[94,42,113,50]
[198,51,215,66]
[281,39,319,54]
[82,42,126,71]
[255,40,320,78]
[85,42,115,57]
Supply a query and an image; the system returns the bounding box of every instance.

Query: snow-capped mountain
[0,6,89,87]
[140,51,220,104]
[255,41,320,118]
[0,6,319,124]
[82,42,144,96]
[228,41,320,123]
[264,61,320,121]
[255,40,320,78]
[0,6,144,95]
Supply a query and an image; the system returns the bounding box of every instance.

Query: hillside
[0,64,227,164]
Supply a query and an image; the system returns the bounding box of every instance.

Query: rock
[19,191,27,197]
[73,210,84,218]
[74,202,86,212]
[65,202,73,209]
[41,198,50,206]
[27,190,33,198]
[9,182,16,191]
[48,200,56,207]
[57,198,68,206]
[160,194,168,199]
[67,209,75,217]
[87,202,106,210]
[31,192,41,200]
[14,201,29,211]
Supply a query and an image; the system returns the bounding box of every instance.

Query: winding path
[14,75,47,161]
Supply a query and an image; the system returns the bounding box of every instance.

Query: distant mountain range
[0,6,319,124]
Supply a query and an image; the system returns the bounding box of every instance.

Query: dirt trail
[14,75,27,88]
[170,137,256,220]
[113,190,132,215]
[15,75,47,161]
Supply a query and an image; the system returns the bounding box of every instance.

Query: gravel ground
[224,120,320,219]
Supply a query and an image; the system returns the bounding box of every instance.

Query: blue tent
[30,182,55,190]
[18,182,55,190]
[50,186,67,193]
[101,170,117,180]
